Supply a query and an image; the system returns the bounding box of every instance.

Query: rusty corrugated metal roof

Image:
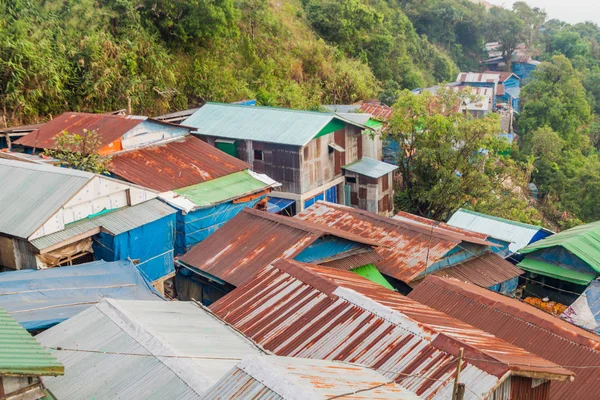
[210,259,573,399]
[15,112,147,149]
[359,103,394,120]
[177,208,381,287]
[408,253,523,289]
[296,202,493,283]
[393,211,491,242]
[108,136,251,192]
[409,276,600,400]
[319,249,382,271]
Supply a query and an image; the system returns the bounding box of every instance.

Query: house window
[382,175,389,191]
[254,149,264,161]
[346,176,357,184]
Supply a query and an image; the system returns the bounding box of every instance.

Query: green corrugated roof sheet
[519,220,600,273]
[174,170,269,208]
[351,264,395,290]
[0,307,63,376]
[517,258,596,285]
[182,103,367,146]
[365,119,384,130]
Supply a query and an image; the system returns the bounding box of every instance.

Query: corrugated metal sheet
[210,259,572,399]
[482,71,520,83]
[154,107,200,124]
[0,159,92,239]
[409,276,600,400]
[37,299,262,399]
[171,170,275,209]
[408,253,523,288]
[31,199,176,250]
[343,157,398,179]
[15,112,147,149]
[296,202,493,283]
[519,221,600,273]
[457,72,501,84]
[0,260,162,331]
[183,103,351,146]
[204,355,422,399]
[177,208,380,287]
[0,306,63,376]
[359,103,394,120]
[447,209,553,254]
[335,112,372,126]
[108,136,251,192]
[393,211,491,242]
[319,249,382,270]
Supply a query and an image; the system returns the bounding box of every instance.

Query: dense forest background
[2,0,600,229]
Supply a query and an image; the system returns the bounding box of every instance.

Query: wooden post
[452,347,464,400]
[456,383,466,400]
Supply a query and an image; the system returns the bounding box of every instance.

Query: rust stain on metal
[210,259,573,399]
[359,103,394,120]
[409,276,600,399]
[16,112,146,150]
[296,202,494,283]
[178,208,380,287]
[108,135,251,192]
[408,253,523,289]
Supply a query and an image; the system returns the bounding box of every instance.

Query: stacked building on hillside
[183,103,398,216]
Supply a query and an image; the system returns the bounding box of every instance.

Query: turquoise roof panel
[183,103,364,146]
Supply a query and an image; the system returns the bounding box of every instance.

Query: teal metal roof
[342,157,398,179]
[31,199,176,250]
[183,103,366,146]
[0,159,92,239]
[519,220,600,273]
[0,306,63,376]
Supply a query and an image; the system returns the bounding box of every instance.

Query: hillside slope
[0,0,455,123]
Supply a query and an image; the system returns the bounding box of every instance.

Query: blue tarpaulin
[0,260,162,331]
[267,197,295,214]
[174,197,265,255]
[93,214,176,282]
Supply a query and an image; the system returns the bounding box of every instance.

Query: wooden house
[183,103,396,214]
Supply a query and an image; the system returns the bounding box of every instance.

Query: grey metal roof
[321,104,361,113]
[447,208,553,254]
[31,199,176,250]
[183,103,363,146]
[0,159,92,239]
[204,355,422,399]
[37,299,263,400]
[336,112,372,126]
[342,157,398,178]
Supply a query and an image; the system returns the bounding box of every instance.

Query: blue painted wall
[174,196,266,255]
[92,214,176,282]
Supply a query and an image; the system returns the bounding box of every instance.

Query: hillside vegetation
[0,0,459,124]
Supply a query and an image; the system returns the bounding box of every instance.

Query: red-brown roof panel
[210,259,573,398]
[108,136,251,192]
[409,276,599,399]
[178,208,380,287]
[15,112,146,149]
[297,202,493,283]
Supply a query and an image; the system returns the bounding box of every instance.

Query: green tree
[387,89,512,221]
[486,7,526,71]
[519,55,592,146]
[512,1,546,55]
[44,130,111,174]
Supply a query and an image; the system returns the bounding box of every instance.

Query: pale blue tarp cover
[93,214,176,282]
[562,279,600,333]
[174,197,264,255]
[0,260,162,331]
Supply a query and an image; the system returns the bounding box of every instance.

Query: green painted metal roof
[517,258,596,285]
[174,170,270,208]
[0,306,63,376]
[183,103,367,146]
[365,119,384,130]
[351,264,395,290]
[519,221,600,273]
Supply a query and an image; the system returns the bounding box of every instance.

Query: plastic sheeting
[561,280,600,333]
[0,260,162,331]
[174,196,264,255]
[93,214,176,282]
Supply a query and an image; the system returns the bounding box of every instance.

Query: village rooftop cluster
[1,50,600,400]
